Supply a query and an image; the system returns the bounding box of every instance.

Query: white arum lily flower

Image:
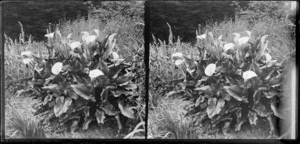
[205,63,216,76]
[21,51,33,57]
[175,59,184,66]
[218,35,223,41]
[208,31,213,38]
[93,29,100,37]
[233,33,241,43]
[223,43,235,51]
[242,71,257,81]
[245,31,251,38]
[111,52,119,61]
[264,53,272,62]
[67,33,72,40]
[237,37,250,45]
[22,58,34,65]
[171,52,184,63]
[51,62,63,75]
[89,69,104,80]
[197,33,207,40]
[233,31,251,45]
[81,29,100,45]
[69,41,82,51]
[45,32,55,39]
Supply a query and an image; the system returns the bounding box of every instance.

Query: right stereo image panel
[148,1,297,139]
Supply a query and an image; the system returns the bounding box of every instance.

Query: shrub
[19,27,145,136]
[167,30,294,137]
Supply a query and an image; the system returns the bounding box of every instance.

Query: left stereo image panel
[3,1,145,139]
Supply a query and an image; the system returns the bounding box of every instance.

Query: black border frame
[0,0,299,143]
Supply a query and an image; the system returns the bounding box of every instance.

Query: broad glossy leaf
[224,85,247,102]
[84,106,90,117]
[255,36,269,61]
[260,67,275,81]
[270,101,284,119]
[107,64,123,78]
[115,75,134,85]
[111,90,135,97]
[124,83,138,90]
[248,111,258,125]
[43,94,53,106]
[118,100,135,119]
[54,96,64,117]
[82,116,93,130]
[195,85,213,95]
[206,98,225,119]
[51,62,63,75]
[97,59,110,75]
[70,84,94,101]
[235,119,246,131]
[42,84,62,94]
[70,120,79,133]
[252,102,272,117]
[102,33,117,60]
[101,102,119,116]
[95,110,105,124]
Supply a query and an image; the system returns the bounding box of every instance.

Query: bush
[166,30,294,137]
[18,28,145,136]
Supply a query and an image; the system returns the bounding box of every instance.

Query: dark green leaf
[115,75,134,85]
[101,102,119,116]
[252,102,272,117]
[224,85,248,102]
[70,84,94,101]
[248,111,258,125]
[206,98,225,119]
[82,116,93,130]
[95,110,105,125]
[54,96,64,117]
[118,100,135,119]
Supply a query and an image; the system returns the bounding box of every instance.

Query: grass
[149,15,295,139]
[4,12,144,138]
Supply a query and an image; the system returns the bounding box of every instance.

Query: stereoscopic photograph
[148,1,297,139]
[4,1,145,139]
[2,0,298,141]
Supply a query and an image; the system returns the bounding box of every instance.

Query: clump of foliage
[6,102,46,138]
[167,30,294,137]
[18,27,145,136]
